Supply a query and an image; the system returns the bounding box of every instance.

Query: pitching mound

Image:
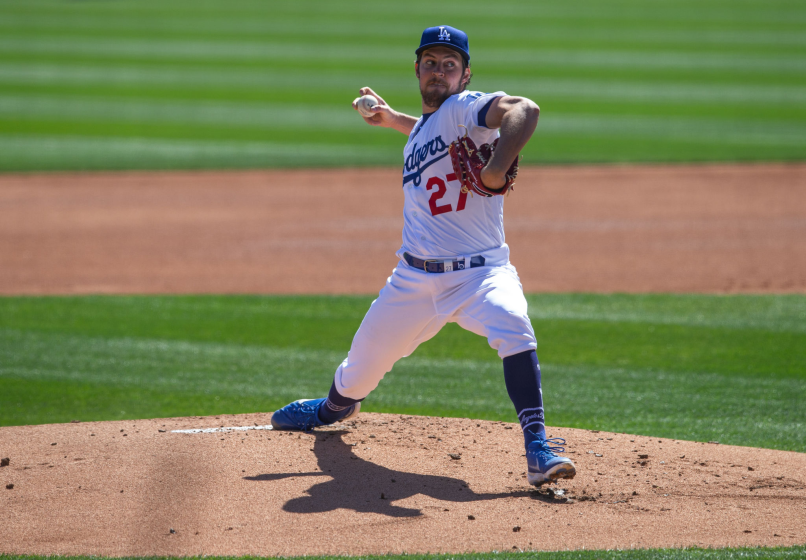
[1,413,804,556]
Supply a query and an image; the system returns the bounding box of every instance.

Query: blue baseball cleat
[270,398,360,432]
[526,437,576,486]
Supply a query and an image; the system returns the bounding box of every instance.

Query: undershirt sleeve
[477,96,500,129]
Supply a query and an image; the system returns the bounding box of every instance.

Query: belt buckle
[423,259,438,273]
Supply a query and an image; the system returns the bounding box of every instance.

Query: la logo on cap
[415,25,470,62]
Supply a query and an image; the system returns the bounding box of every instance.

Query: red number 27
[427,173,468,216]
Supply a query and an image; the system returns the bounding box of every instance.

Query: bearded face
[420,77,460,108]
[416,47,470,110]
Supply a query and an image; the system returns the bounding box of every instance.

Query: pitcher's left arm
[479,96,539,190]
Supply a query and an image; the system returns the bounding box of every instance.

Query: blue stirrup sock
[317,381,362,424]
[503,349,547,448]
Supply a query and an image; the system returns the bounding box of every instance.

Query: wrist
[480,165,506,190]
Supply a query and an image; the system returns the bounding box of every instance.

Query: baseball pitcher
[271,25,575,486]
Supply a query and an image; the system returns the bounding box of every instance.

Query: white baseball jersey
[399,90,508,260]
[331,88,537,401]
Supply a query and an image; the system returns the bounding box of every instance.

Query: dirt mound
[1,412,804,556]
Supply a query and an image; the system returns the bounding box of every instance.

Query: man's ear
[461,66,471,86]
[415,61,420,79]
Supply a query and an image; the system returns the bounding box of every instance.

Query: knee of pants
[486,314,537,359]
[332,357,388,401]
[495,333,537,359]
[455,308,536,359]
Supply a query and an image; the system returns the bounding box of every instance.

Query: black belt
[403,252,485,273]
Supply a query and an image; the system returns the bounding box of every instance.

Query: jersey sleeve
[453,90,507,134]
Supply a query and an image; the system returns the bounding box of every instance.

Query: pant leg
[448,264,537,358]
[447,264,543,446]
[334,264,448,400]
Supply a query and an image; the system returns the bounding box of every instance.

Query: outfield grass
[1,294,803,452]
[0,0,804,171]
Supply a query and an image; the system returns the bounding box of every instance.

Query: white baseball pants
[333,256,537,401]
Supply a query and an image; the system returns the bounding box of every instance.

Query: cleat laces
[529,437,567,462]
[288,400,322,431]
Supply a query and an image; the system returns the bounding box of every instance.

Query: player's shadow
[245,430,533,517]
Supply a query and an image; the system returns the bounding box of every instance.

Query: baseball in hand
[356,94,378,118]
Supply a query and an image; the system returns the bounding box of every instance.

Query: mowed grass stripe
[0,63,412,94]
[3,12,805,50]
[525,294,806,333]
[2,36,804,76]
[0,95,376,130]
[2,0,804,28]
[5,71,806,105]
[0,135,398,170]
[1,328,803,451]
[0,36,411,65]
[4,95,802,144]
[3,1,802,46]
[499,79,806,105]
[0,64,418,108]
[0,328,345,398]
[535,115,802,146]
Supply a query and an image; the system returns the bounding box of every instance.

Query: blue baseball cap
[415,25,470,62]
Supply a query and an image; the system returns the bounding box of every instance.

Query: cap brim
[415,42,469,61]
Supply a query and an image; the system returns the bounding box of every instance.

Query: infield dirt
[1,163,804,294]
[1,413,805,556]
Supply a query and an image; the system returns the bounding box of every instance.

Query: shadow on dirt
[245,430,543,517]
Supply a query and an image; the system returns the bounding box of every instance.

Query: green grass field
[1,294,803,452]
[0,0,804,171]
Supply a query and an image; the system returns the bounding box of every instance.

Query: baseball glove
[448,126,519,197]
